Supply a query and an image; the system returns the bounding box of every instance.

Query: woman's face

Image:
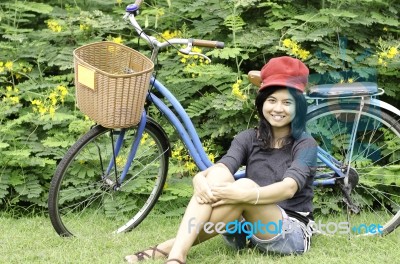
[262,89,296,129]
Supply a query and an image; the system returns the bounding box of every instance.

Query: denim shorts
[222,207,312,255]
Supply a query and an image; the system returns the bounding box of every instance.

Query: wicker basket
[73,41,154,128]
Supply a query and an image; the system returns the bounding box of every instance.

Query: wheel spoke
[307,104,400,235]
[49,123,169,237]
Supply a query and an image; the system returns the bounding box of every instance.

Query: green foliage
[0,0,133,209]
[0,0,399,214]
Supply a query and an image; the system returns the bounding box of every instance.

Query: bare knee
[232,178,259,188]
[204,164,235,185]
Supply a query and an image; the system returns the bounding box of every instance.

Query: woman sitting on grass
[125,56,318,264]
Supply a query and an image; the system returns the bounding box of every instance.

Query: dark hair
[255,86,307,149]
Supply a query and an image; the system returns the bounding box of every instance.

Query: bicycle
[48,1,400,238]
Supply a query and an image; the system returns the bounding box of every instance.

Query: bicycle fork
[103,111,148,190]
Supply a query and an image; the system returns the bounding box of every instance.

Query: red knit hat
[259,56,309,93]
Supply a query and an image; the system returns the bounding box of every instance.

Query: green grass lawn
[1,211,399,264]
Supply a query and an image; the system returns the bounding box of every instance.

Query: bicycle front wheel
[48,120,170,237]
[307,103,400,236]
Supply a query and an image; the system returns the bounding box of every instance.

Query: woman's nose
[272,102,284,112]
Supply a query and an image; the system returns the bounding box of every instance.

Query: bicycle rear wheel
[48,119,169,237]
[307,102,400,236]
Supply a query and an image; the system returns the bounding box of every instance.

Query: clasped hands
[193,174,244,207]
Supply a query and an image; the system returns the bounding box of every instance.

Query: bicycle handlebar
[125,2,224,55]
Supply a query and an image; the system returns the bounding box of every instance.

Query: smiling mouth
[271,114,285,121]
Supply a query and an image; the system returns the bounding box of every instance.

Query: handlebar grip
[193,39,225,49]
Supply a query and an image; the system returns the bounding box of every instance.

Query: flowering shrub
[0,1,133,209]
[282,39,310,60]
[377,39,399,67]
[0,0,398,214]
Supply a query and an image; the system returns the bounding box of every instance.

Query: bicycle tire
[307,103,400,236]
[48,119,170,237]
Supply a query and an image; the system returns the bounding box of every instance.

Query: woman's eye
[284,101,292,106]
[267,98,275,103]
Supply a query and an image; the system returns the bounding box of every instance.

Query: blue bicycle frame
[106,76,346,187]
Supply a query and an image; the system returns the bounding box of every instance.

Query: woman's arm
[210,177,297,207]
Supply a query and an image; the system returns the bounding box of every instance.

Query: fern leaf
[10,1,53,14]
[224,15,246,31]
[186,94,214,117]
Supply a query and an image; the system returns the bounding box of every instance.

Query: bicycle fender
[307,99,400,117]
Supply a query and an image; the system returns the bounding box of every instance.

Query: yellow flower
[5,61,13,71]
[116,156,125,167]
[377,44,398,67]
[387,47,398,59]
[231,79,247,100]
[47,20,62,32]
[207,153,215,163]
[79,24,90,31]
[192,47,202,54]
[291,43,299,54]
[57,85,68,102]
[184,161,196,172]
[283,39,292,48]
[38,105,47,115]
[282,38,310,60]
[140,133,149,145]
[10,97,19,104]
[49,106,56,117]
[161,30,181,40]
[347,78,354,83]
[31,99,42,106]
[298,49,310,60]
[112,36,123,44]
[49,92,58,105]
[116,0,123,4]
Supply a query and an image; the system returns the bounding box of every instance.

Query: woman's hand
[193,173,218,204]
[210,183,246,207]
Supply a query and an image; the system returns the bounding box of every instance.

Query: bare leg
[159,169,237,262]
[167,178,282,263]
[125,178,282,263]
[125,167,234,263]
